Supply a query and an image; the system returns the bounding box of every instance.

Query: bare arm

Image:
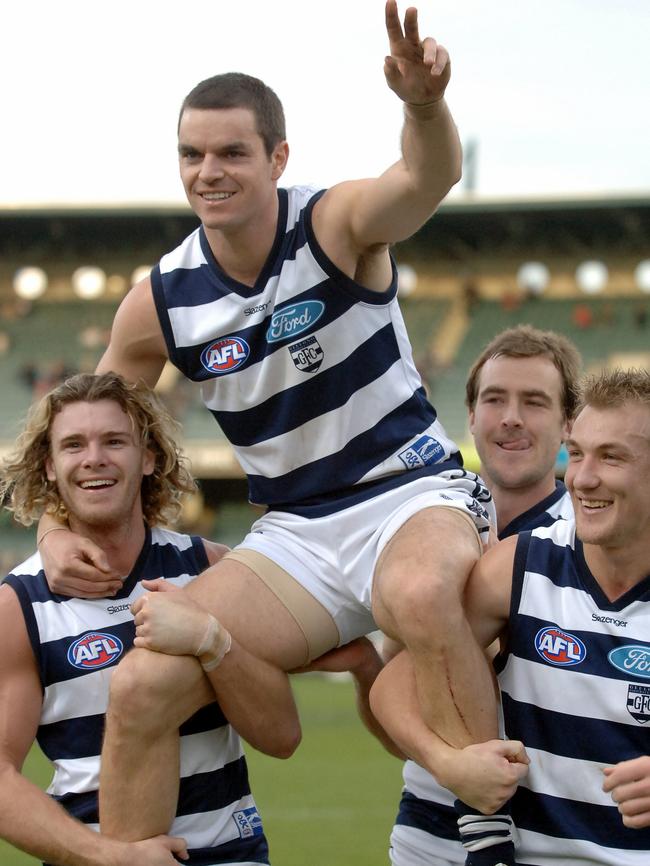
[314,1,461,273]
[369,648,529,814]
[463,535,518,651]
[133,578,302,758]
[96,277,168,387]
[0,586,187,866]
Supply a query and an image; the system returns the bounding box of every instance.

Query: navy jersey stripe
[39,702,228,762]
[188,835,270,866]
[55,756,250,823]
[246,389,440,506]
[169,275,365,380]
[499,482,569,539]
[177,756,250,816]
[513,786,650,851]
[501,693,647,763]
[214,323,402,446]
[394,790,459,840]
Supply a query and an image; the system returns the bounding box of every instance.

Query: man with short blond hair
[374,367,650,865]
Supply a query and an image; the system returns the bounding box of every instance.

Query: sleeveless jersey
[498,519,650,864]
[152,185,461,511]
[4,526,268,866]
[394,483,574,863]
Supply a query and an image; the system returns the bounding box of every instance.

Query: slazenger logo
[608,645,650,679]
[232,806,263,839]
[266,301,324,344]
[534,626,586,666]
[398,435,444,470]
[200,336,250,375]
[67,632,124,670]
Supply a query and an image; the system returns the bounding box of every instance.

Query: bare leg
[371,507,497,748]
[101,559,313,840]
[100,649,212,839]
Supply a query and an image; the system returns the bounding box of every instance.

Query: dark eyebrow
[480,385,552,402]
[178,139,251,157]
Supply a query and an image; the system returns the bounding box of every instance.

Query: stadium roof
[2,192,650,265]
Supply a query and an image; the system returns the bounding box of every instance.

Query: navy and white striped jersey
[498,480,574,539]
[152,185,461,511]
[394,482,574,863]
[3,526,268,866]
[498,519,650,864]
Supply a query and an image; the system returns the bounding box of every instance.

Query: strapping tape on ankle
[457,813,514,852]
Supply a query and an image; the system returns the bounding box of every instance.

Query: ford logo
[608,645,650,679]
[266,301,324,344]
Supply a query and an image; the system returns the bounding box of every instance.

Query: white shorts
[234,469,494,645]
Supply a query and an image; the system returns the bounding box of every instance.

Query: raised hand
[384,0,451,106]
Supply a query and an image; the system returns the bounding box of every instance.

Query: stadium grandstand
[2,193,650,566]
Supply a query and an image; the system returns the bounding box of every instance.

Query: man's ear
[271,141,289,181]
[142,448,156,477]
[45,456,56,482]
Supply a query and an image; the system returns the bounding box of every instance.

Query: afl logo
[67,632,124,670]
[200,337,250,375]
[534,626,586,666]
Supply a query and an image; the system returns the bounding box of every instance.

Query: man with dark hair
[38,4,505,859]
[382,325,580,865]
[178,72,286,156]
[373,367,650,865]
[0,373,299,866]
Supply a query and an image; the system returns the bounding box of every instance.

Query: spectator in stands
[634,302,648,330]
[0,372,299,866]
[462,278,480,315]
[500,287,522,312]
[572,302,593,330]
[598,301,616,327]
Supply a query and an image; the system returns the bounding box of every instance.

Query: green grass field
[0,673,403,866]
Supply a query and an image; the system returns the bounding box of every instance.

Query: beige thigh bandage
[222,549,340,663]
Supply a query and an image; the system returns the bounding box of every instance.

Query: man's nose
[198,154,225,183]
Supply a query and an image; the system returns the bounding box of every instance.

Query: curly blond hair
[0,372,197,527]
